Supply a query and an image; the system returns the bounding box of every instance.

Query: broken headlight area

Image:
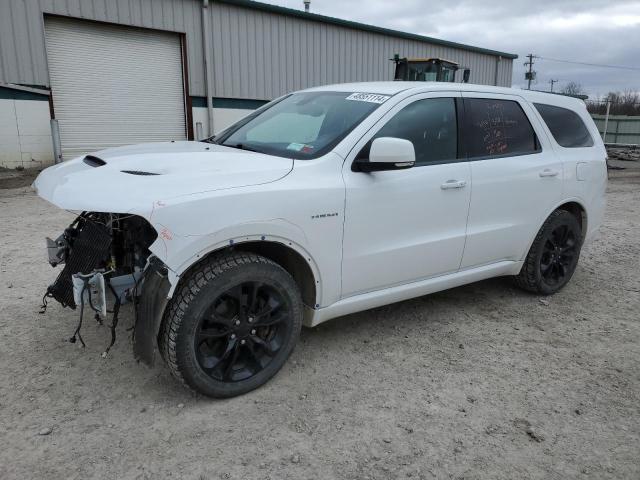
[41,212,158,352]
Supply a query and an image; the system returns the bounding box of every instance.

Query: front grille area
[46,220,112,309]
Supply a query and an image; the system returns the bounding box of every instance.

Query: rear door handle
[440,179,467,190]
[539,169,559,178]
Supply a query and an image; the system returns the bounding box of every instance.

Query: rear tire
[515,209,583,295]
[160,252,303,398]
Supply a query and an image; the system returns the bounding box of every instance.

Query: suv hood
[34,141,293,213]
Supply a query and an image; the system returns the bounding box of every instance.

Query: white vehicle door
[341,92,471,298]
[459,93,562,269]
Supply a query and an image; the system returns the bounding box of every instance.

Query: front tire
[515,209,583,295]
[160,252,303,398]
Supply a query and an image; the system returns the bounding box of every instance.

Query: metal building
[0,0,516,167]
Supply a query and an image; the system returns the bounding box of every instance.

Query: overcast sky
[268,0,640,98]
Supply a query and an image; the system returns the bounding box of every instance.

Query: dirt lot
[1,166,639,480]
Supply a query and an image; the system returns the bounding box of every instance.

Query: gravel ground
[1,167,639,480]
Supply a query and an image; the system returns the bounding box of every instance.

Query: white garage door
[45,17,187,159]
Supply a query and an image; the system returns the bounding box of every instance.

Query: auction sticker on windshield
[345,93,390,104]
[286,143,314,153]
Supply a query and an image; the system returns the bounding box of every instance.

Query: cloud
[268,0,640,97]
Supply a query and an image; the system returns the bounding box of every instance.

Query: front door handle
[539,169,559,178]
[440,179,467,190]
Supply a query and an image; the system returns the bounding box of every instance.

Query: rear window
[534,103,594,148]
[464,98,539,159]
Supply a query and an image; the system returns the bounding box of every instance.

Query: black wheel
[515,209,583,295]
[160,252,303,398]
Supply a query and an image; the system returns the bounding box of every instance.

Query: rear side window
[534,103,594,148]
[464,98,539,159]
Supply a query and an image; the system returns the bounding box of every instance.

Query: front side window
[534,103,594,148]
[213,92,386,159]
[366,97,458,166]
[465,98,539,159]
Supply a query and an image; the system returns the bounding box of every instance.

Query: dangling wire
[103,282,122,356]
[69,282,87,348]
[39,292,50,314]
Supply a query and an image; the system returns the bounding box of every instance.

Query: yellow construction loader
[392,54,470,83]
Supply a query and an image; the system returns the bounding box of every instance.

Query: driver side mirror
[354,137,416,173]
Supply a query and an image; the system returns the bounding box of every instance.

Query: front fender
[149,221,323,303]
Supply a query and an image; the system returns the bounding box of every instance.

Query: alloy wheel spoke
[197,327,231,342]
[255,297,282,318]
[209,312,235,328]
[245,340,264,374]
[255,305,275,320]
[548,263,558,281]
[228,284,249,321]
[222,342,241,380]
[557,262,566,278]
[559,226,570,245]
[254,312,286,327]
[248,282,262,313]
[553,226,564,246]
[560,239,576,254]
[226,284,244,304]
[558,254,572,265]
[541,260,553,274]
[250,335,277,356]
[214,338,237,367]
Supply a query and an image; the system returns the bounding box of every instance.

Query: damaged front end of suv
[33,139,298,389]
[42,211,170,362]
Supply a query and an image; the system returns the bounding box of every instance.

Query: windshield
[212,91,388,159]
[407,62,438,82]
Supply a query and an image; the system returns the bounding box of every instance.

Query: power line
[537,56,640,71]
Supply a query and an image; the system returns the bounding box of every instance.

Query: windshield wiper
[227,143,260,153]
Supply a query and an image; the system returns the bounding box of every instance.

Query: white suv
[35,82,607,397]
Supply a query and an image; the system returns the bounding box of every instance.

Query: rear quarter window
[534,103,594,148]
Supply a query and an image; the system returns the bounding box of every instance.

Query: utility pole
[603,99,611,143]
[524,54,536,90]
[549,79,558,92]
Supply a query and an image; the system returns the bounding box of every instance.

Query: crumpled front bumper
[133,257,172,366]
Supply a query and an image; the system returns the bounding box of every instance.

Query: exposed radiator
[46,220,112,309]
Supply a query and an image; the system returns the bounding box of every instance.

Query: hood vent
[121,170,161,176]
[83,155,106,167]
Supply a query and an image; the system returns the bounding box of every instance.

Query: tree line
[587,91,640,116]
[555,81,640,116]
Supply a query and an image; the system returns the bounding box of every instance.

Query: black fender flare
[133,258,171,366]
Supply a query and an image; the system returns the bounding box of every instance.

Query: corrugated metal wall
[0,0,204,91]
[0,0,514,100]
[208,2,514,98]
